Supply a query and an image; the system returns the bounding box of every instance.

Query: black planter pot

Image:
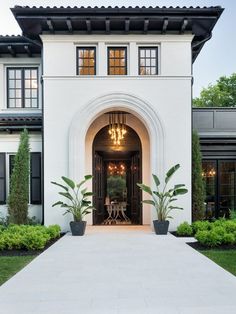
[70,221,87,236]
[153,220,169,235]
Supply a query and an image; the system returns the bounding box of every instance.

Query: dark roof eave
[8,6,224,62]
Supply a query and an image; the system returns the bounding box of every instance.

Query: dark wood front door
[129,152,142,224]
[93,152,105,225]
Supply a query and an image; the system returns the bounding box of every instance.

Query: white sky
[0,0,235,97]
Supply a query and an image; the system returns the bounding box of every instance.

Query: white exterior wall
[42,34,193,231]
[0,57,42,222]
[0,133,42,221]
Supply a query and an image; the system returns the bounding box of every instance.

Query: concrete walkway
[1,226,236,314]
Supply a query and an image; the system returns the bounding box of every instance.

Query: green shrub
[0,224,61,251]
[22,231,49,250]
[222,233,235,245]
[224,220,236,233]
[195,230,222,247]
[192,220,211,234]
[46,225,61,239]
[176,222,193,236]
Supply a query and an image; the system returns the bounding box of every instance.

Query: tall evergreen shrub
[8,129,30,224]
[192,130,205,221]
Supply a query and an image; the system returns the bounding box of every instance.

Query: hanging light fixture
[108,112,127,145]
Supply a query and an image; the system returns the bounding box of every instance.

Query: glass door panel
[219,161,236,218]
[202,160,217,218]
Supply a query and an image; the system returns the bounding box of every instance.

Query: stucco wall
[42,34,192,231]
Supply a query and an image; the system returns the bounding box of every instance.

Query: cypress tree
[192,130,205,221]
[8,129,30,224]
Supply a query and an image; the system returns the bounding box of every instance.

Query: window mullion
[22,68,25,108]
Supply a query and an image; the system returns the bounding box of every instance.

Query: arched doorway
[92,122,142,225]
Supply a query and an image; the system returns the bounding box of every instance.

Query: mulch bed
[187,241,236,251]
[170,231,193,238]
[0,233,66,257]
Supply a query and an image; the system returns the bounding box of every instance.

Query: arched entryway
[69,92,165,226]
[93,123,142,225]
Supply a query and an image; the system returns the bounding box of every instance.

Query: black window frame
[30,152,42,205]
[107,47,127,75]
[138,47,158,76]
[0,153,6,205]
[7,67,39,109]
[76,47,96,76]
[202,159,236,219]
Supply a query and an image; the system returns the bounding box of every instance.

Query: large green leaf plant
[137,164,188,221]
[51,175,94,222]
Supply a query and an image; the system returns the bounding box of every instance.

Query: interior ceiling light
[108,112,127,146]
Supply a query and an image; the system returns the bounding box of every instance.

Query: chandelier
[107,162,126,176]
[202,168,216,178]
[108,112,127,145]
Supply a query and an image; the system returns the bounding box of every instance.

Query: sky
[0,0,235,97]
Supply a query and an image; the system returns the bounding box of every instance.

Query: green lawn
[0,256,36,286]
[200,250,236,276]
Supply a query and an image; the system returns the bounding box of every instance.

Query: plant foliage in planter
[51,175,94,235]
[137,164,188,234]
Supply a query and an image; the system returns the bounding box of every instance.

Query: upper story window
[77,47,96,75]
[108,47,127,75]
[7,68,38,108]
[139,47,158,75]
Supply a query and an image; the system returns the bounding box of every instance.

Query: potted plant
[51,175,94,236]
[137,164,188,235]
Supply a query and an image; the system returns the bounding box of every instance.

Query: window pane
[25,90,31,98]
[139,48,158,75]
[25,99,31,108]
[15,99,22,108]
[31,70,37,79]
[32,99,38,108]
[32,90,37,98]
[77,48,96,75]
[9,90,15,98]
[15,80,21,88]
[202,161,217,219]
[9,99,15,108]
[8,70,15,79]
[15,70,21,79]
[108,48,127,75]
[25,70,31,79]
[151,49,156,58]
[15,89,21,98]
[9,80,15,88]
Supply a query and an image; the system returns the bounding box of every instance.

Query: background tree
[192,130,205,221]
[8,129,30,224]
[193,73,236,107]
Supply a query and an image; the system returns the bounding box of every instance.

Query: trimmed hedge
[177,220,236,248]
[0,224,61,251]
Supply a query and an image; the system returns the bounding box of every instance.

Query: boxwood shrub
[176,219,236,247]
[176,222,193,236]
[0,224,61,251]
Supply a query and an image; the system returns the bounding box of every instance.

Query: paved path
[1,226,236,314]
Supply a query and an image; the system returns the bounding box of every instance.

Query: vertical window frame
[107,47,127,76]
[0,153,6,205]
[7,67,39,109]
[30,152,42,205]
[138,47,158,76]
[76,47,96,76]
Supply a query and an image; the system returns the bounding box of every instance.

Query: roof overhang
[4,6,224,61]
[0,35,41,57]
[0,113,42,132]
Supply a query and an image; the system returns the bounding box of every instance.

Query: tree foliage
[8,129,30,224]
[193,73,236,107]
[192,131,205,221]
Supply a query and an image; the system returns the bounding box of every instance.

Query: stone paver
[1,226,236,314]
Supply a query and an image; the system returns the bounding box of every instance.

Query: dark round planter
[70,221,87,236]
[153,220,169,235]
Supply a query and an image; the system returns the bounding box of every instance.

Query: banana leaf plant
[51,175,95,222]
[137,164,188,221]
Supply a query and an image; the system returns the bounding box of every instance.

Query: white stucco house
[0,5,224,231]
